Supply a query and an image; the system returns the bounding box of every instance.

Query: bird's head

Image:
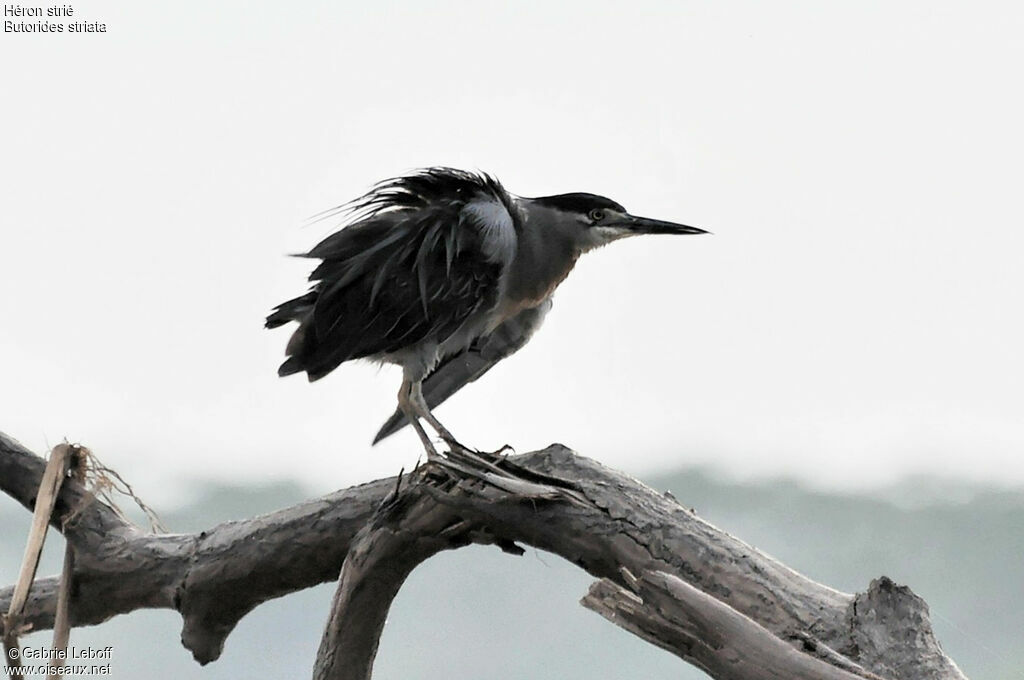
[526,192,707,252]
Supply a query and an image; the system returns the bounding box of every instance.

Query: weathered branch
[3,442,73,671]
[583,571,884,680]
[0,431,389,664]
[311,458,965,680]
[1,431,967,679]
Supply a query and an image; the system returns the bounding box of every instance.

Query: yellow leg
[397,379,441,460]
[408,380,472,453]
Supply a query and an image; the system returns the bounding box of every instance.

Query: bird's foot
[438,434,474,456]
[423,448,446,466]
[435,435,510,468]
[467,444,514,464]
[423,441,587,504]
[437,433,513,460]
[439,440,505,474]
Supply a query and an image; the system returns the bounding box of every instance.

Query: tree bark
[0,431,967,680]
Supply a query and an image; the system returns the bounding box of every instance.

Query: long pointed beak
[619,214,709,235]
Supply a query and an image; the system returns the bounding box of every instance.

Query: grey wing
[372,298,553,444]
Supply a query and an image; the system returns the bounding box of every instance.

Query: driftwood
[0,430,967,680]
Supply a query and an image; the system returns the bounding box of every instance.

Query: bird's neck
[502,224,581,313]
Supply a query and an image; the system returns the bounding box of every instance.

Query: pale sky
[2,0,1023,503]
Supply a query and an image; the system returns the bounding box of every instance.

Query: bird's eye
[588,209,606,222]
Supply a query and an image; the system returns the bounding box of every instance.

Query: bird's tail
[265,291,316,329]
[265,292,318,377]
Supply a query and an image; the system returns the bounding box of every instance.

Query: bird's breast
[495,240,580,323]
